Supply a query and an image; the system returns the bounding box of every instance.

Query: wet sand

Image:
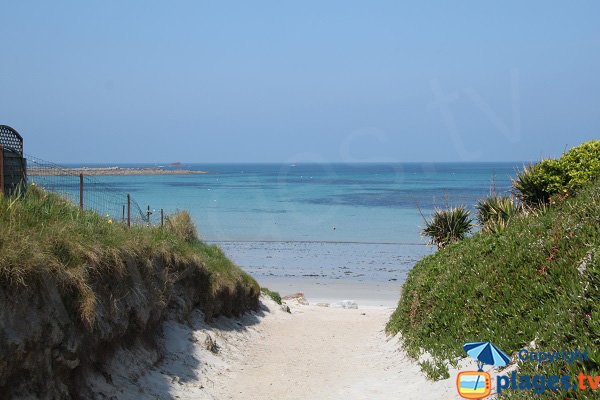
[258,276,403,308]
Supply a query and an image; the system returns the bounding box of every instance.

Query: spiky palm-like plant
[476,195,521,233]
[422,206,473,249]
[512,163,549,206]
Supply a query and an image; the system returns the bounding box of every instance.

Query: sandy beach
[214,299,460,400]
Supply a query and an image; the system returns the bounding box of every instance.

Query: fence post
[122,205,125,223]
[127,194,131,227]
[0,145,4,197]
[161,209,164,228]
[79,173,84,210]
[146,205,152,223]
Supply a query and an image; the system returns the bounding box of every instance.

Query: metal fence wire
[26,154,151,225]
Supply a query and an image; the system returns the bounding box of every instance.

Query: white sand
[86,306,266,399]
[213,299,461,399]
[90,296,467,399]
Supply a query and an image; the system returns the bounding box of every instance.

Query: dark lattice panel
[0,125,24,155]
[2,149,27,195]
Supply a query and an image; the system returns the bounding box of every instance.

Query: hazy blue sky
[1,1,599,163]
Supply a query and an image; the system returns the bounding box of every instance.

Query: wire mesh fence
[26,154,158,226]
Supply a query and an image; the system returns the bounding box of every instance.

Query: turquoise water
[31,162,521,288]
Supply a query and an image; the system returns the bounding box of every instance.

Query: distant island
[27,166,208,176]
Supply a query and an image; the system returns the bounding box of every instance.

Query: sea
[31,162,522,304]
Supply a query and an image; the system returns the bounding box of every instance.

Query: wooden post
[79,173,84,210]
[0,145,4,197]
[161,209,164,228]
[122,205,125,223]
[127,194,131,227]
[147,205,151,222]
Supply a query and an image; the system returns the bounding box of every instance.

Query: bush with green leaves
[476,195,521,233]
[513,140,600,206]
[559,139,600,190]
[421,206,473,249]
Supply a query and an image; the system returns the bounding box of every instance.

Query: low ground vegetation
[389,180,599,398]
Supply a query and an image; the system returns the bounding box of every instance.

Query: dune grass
[165,210,200,243]
[387,181,599,398]
[0,185,258,326]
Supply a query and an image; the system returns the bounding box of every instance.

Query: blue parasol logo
[463,341,511,371]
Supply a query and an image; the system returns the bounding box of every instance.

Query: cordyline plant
[476,195,521,234]
[421,206,473,249]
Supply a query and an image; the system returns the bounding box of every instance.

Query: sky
[1,1,599,163]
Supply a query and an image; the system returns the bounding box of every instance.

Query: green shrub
[421,207,473,249]
[559,140,600,190]
[165,211,199,243]
[476,195,521,233]
[513,140,600,206]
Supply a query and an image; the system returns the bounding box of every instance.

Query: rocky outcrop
[0,256,259,399]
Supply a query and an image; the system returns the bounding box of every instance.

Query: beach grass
[0,185,258,326]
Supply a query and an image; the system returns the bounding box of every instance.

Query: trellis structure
[0,125,27,196]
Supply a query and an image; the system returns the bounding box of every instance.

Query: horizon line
[52,160,533,165]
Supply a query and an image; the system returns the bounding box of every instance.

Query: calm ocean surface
[34,162,522,292]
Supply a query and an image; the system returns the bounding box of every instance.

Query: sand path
[214,303,458,400]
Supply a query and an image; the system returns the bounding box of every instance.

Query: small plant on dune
[418,359,450,381]
[476,195,521,233]
[421,207,473,249]
[260,287,282,305]
[165,211,199,243]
